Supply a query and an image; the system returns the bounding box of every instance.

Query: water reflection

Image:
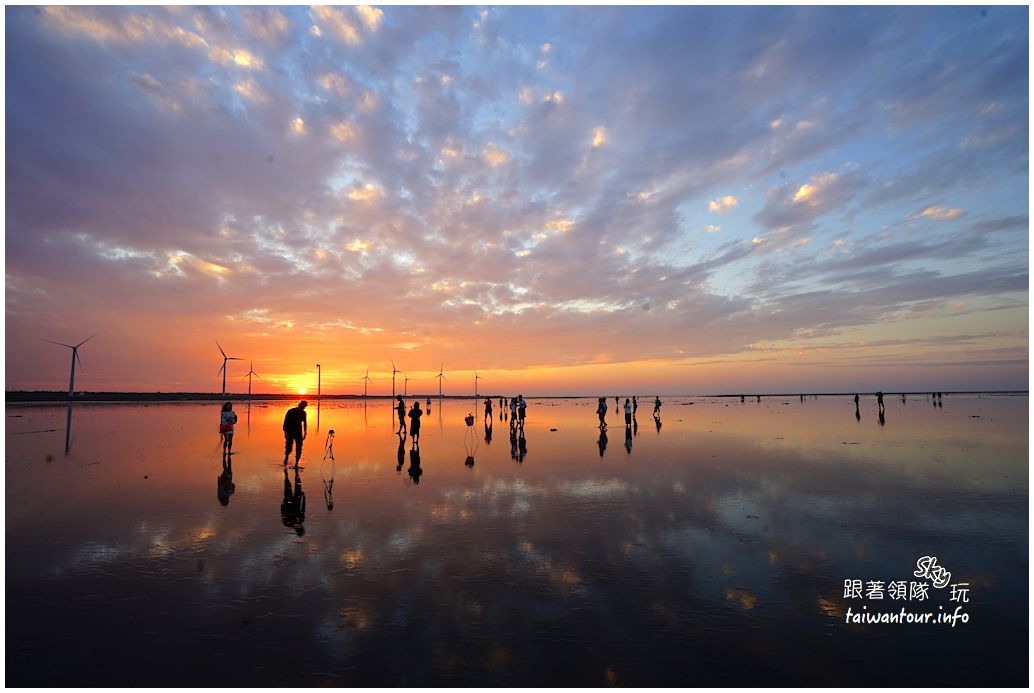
[395,432,406,473]
[5,396,1028,687]
[217,451,235,506]
[280,465,306,534]
[321,431,336,511]
[408,444,423,484]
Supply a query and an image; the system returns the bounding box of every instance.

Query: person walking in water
[876,391,885,412]
[408,401,423,444]
[632,396,638,415]
[219,401,238,455]
[484,397,493,423]
[396,395,407,434]
[282,400,308,466]
[653,396,662,415]
[624,398,633,427]
[596,397,608,429]
[516,395,527,429]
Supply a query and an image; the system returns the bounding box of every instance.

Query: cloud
[4,6,1028,392]
[482,143,510,167]
[753,170,865,232]
[708,195,738,213]
[916,205,965,221]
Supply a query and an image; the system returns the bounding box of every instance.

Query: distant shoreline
[4,390,1028,404]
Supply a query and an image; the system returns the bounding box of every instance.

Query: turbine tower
[245,360,260,398]
[216,341,244,396]
[316,363,321,400]
[361,367,372,397]
[474,370,482,398]
[42,333,97,398]
[391,360,401,398]
[436,364,447,398]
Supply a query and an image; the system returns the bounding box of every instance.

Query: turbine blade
[41,338,74,349]
[76,333,99,348]
[216,341,227,358]
[74,349,84,372]
[218,363,226,376]
[228,357,244,361]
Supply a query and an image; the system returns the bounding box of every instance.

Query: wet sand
[5,395,1028,686]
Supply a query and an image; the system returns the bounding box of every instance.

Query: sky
[4,5,1029,396]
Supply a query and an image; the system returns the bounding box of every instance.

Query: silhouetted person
[625,425,633,454]
[517,395,527,429]
[408,446,422,484]
[632,396,638,414]
[624,398,632,427]
[217,453,235,506]
[654,396,662,415]
[484,397,493,422]
[283,400,308,465]
[757,395,761,403]
[220,401,238,454]
[597,428,608,457]
[281,466,306,535]
[901,393,907,403]
[615,396,619,408]
[508,397,517,423]
[396,432,405,472]
[854,393,860,407]
[408,402,423,444]
[596,397,608,429]
[741,395,745,403]
[800,394,805,403]
[396,395,407,434]
[876,391,885,412]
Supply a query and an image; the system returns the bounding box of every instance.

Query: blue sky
[5,5,1028,394]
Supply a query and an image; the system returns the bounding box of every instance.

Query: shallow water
[5,395,1028,686]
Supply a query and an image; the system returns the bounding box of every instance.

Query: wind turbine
[436,364,447,398]
[361,367,372,397]
[391,360,401,398]
[216,341,244,396]
[316,363,321,400]
[404,375,410,397]
[245,360,260,398]
[42,333,97,397]
[474,370,482,398]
